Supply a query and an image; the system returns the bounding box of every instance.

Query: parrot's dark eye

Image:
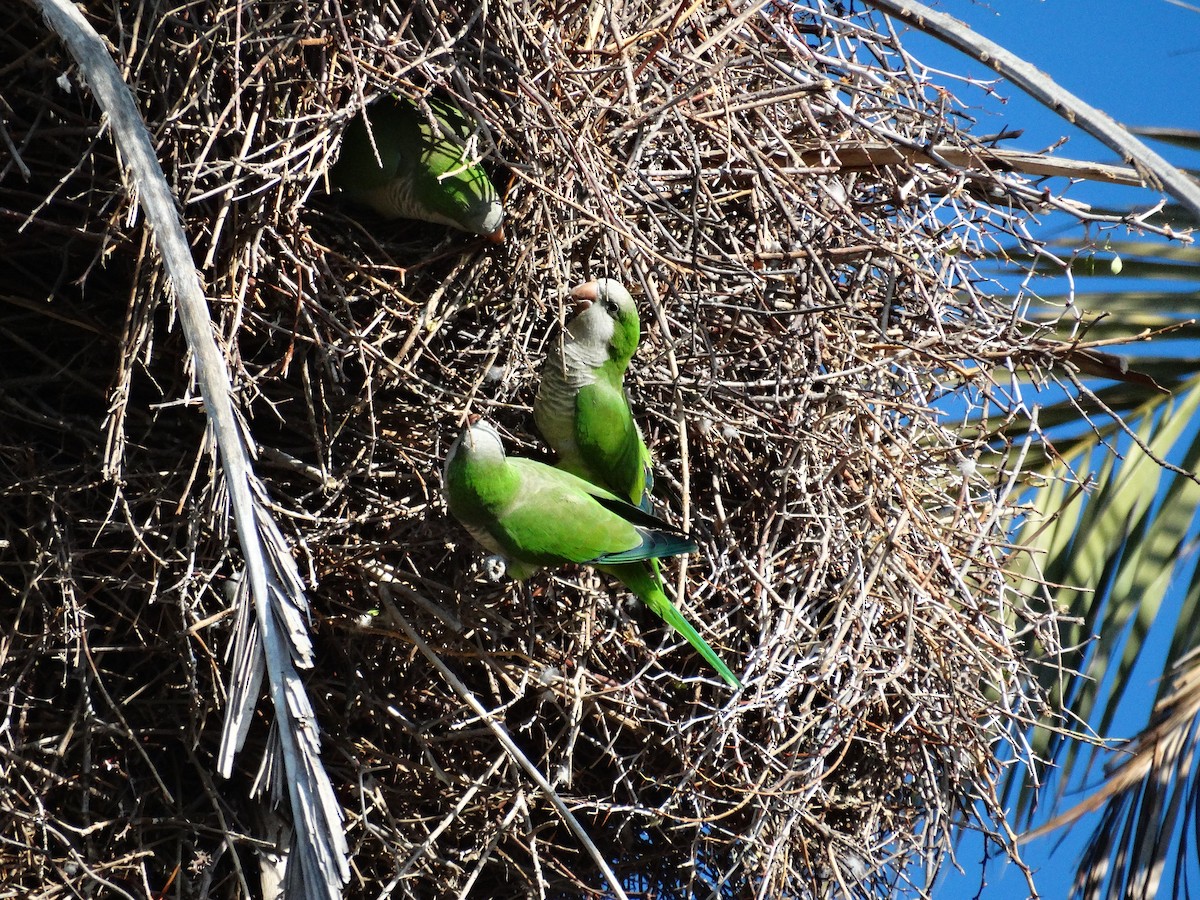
[605,301,618,315]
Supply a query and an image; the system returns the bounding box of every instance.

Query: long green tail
[600,561,742,689]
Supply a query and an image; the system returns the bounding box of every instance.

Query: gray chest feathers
[535,340,610,449]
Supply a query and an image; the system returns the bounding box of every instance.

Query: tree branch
[862,0,1200,224]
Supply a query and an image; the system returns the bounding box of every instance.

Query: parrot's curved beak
[570,280,599,316]
[485,226,505,244]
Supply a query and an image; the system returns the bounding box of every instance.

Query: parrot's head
[567,278,640,363]
[443,418,515,527]
[450,419,507,466]
[464,196,505,242]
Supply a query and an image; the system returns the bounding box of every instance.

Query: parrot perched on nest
[531,279,742,689]
[534,278,653,511]
[330,95,504,241]
[444,420,740,688]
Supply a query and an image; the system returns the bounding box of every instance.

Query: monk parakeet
[534,278,652,510]
[532,280,742,689]
[330,95,504,241]
[444,420,740,689]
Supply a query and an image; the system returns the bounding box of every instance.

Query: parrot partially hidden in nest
[330,95,504,242]
[532,278,742,689]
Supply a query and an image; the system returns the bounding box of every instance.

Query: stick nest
[1,1,1069,897]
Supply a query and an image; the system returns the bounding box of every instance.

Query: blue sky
[894,2,1200,898]
[905,0,1200,156]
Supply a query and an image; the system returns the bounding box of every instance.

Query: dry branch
[863,0,1200,226]
[819,143,1154,188]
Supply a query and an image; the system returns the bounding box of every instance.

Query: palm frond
[30,1,347,895]
[994,203,1200,896]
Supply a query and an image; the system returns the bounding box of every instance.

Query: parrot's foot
[483,555,507,582]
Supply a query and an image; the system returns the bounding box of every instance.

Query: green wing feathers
[495,458,687,569]
[575,379,652,509]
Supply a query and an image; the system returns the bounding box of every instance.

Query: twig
[380,589,634,900]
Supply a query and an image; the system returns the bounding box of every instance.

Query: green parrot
[330,95,504,241]
[532,279,742,689]
[444,421,740,688]
[534,278,652,511]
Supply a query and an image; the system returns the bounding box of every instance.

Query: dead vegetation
[0,1,1088,896]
